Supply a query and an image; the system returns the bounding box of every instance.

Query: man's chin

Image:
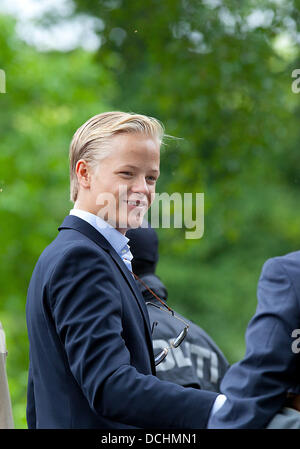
[119,214,145,230]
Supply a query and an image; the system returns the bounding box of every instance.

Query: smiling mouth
[126,200,148,207]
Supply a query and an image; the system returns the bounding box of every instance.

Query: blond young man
[26,111,218,429]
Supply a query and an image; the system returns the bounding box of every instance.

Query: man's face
[87,132,160,233]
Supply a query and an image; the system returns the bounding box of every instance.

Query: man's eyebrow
[118,164,160,174]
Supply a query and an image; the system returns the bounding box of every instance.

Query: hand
[291,395,300,412]
[286,393,300,412]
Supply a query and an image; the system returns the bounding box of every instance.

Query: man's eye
[147,176,157,183]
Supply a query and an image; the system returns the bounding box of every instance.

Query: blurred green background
[1,0,300,428]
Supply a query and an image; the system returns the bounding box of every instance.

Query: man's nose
[131,176,149,194]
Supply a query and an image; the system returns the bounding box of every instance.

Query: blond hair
[69,111,165,203]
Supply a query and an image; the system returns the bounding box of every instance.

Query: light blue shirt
[69,209,133,272]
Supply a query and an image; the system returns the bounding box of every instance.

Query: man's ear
[76,159,91,189]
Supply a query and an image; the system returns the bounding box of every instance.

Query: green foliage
[1,1,300,427]
[72,0,300,258]
[0,14,115,428]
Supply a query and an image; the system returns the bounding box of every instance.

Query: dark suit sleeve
[26,364,36,429]
[49,245,217,429]
[208,256,300,429]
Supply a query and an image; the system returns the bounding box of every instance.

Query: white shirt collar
[69,209,131,257]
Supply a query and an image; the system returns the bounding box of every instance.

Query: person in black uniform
[126,225,229,392]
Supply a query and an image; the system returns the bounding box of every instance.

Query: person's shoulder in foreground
[208,250,300,429]
[26,111,218,429]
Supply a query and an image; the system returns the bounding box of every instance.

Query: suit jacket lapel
[58,215,155,372]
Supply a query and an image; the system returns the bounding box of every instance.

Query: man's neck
[72,205,128,235]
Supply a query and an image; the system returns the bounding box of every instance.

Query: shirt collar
[69,209,130,256]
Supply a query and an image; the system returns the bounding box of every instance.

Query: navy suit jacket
[208,252,300,428]
[26,215,217,429]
